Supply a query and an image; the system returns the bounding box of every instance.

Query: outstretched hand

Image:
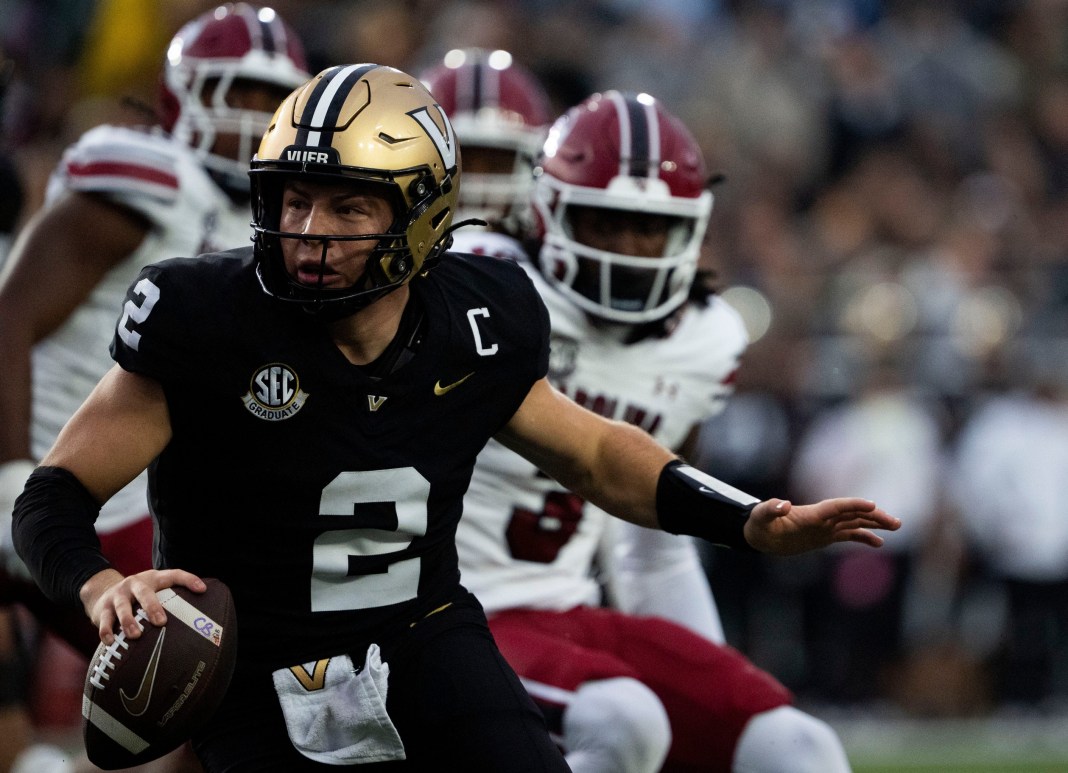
[743,497,900,555]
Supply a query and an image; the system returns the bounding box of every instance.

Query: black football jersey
[110,247,549,672]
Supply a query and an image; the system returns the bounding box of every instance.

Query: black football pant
[193,590,571,772]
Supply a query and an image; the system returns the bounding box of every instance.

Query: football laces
[89,608,148,690]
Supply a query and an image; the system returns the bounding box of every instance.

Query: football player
[431,65,858,772]
[12,63,898,770]
[0,3,308,768]
[419,47,553,233]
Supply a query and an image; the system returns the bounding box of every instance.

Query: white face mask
[533,173,712,324]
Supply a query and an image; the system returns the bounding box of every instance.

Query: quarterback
[13,64,897,770]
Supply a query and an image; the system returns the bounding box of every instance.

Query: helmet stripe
[236,5,283,55]
[258,14,277,55]
[482,61,501,109]
[643,98,661,179]
[296,64,376,147]
[454,61,471,111]
[608,92,631,178]
[607,91,660,180]
[623,95,652,179]
[471,61,484,110]
[235,4,267,53]
[457,58,499,112]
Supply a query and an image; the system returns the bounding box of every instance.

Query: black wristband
[12,466,112,608]
[656,460,760,551]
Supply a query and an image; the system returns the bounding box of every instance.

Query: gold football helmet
[250,63,460,317]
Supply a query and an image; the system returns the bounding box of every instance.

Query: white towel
[272,644,405,765]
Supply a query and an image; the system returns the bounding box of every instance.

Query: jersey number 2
[117,277,161,351]
[311,468,431,612]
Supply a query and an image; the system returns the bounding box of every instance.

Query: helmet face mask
[420,48,551,231]
[251,64,460,319]
[532,91,712,324]
[252,176,411,318]
[557,204,698,317]
[160,3,309,195]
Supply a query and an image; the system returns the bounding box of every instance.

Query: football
[82,578,238,769]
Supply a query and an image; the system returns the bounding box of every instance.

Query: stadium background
[3,1,1068,770]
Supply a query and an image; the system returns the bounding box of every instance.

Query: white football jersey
[451,228,528,262]
[456,231,748,613]
[31,124,254,532]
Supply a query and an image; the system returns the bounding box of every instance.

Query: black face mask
[253,228,412,321]
[570,255,669,315]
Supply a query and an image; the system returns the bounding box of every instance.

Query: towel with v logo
[271,643,405,764]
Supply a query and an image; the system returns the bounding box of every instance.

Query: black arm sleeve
[12,466,112,608]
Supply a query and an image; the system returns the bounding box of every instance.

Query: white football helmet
[532,90,713,324]
[159,3,309,194]
[420,48,551,231]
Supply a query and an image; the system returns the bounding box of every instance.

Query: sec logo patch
[241,363,309,421]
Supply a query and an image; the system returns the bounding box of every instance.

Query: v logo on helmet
[408,106,457,169]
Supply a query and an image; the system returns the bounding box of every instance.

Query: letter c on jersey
[466,308,498,356]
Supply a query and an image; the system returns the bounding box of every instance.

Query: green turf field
[855,765,1068,773]
[829,712,1068,773]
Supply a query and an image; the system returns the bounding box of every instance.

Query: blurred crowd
[3,0,1068,722]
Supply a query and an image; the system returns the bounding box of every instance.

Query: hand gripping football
[82,579,238,769]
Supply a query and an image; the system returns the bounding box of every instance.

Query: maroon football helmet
[532,90,713,323]
[420,48,551,229]
[159,3,308,192]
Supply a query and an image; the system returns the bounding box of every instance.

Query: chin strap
[448,217,490,232]
[419,218,490,275]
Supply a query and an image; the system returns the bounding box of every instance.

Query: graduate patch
[242,363,310,421]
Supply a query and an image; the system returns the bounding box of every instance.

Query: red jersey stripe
[66,160,179,189]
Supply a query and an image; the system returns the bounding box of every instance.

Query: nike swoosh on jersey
[433,372,474,396]
[120,627,166,717]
